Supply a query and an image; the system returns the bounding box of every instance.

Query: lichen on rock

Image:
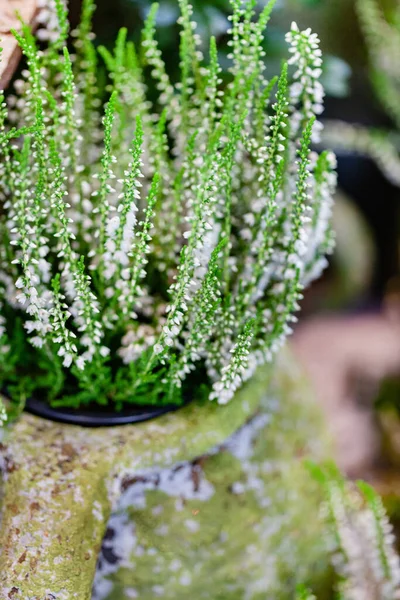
[93,359,331,599]
[0,351,332,598]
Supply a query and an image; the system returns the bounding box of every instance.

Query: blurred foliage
[87,0,349,96]
[376,377,400,413]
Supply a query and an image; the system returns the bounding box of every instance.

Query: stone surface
[0,351,332,598]
[93,407,331,599]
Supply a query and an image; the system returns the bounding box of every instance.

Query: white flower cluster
[323,475,400,600]
[102,124,143,288]
[169,241,224,389]
[49,280,78,367]
[118,324,157,364]
[286,22,324,143]
[35,0,62,44]
[302,150,337,286]
[0,0,336,409]
[141,5,175,111]
[209,321,254,404]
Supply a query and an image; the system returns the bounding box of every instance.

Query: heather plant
[323,0,400,188]
[304,463,400,600]
[0,0,336,419]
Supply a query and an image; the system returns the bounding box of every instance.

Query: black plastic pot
[25,395,184,427]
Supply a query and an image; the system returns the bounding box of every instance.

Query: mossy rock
[0,350,333,599]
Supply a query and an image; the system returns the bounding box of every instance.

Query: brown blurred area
[292,309,400,477]
[0,0,38,88]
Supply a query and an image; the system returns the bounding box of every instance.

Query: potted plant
[0,0,339,597]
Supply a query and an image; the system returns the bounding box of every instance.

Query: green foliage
[324,0,400,188]
[0,0,336,415]
[357,0,400,129]
[295,584,317,600]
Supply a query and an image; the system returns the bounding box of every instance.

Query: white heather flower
[209,321,254,404]
[76,356,86,370]
[286,23,325,142]
[118,325,157,364]
[318,472,400,600]
[0,0,336,413]
[31,336,45,348]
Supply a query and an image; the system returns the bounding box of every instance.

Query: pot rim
[23,395,184,427]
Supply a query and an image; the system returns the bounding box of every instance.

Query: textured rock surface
[0,351,332,598]
[93,415,330,600]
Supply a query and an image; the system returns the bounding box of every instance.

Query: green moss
[0,351,333,598]
[96,355,332,599]
[106,459,329,599]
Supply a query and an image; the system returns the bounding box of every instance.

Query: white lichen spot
[184,519,200,533]
[152,505,164,516]
[92,501,104,522]
[179,572,192,586]
[92,512,136,600]
[169,558,182,572]
[155,524,169,536]
[151,585,164,596]
[231,481,246,495]
[224,413,270,461]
